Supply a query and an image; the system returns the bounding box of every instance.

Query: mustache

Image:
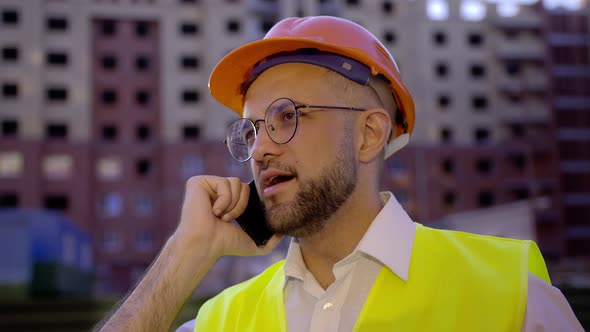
[258,160,297,177]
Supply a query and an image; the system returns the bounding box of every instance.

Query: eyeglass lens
[226,98,298,162]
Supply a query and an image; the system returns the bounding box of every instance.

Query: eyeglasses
[225,97,366,162]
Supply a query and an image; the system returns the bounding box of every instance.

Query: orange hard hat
[209,16,415,157]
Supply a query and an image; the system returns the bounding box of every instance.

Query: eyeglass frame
[224,97,367,162]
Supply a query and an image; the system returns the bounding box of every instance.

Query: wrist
[168,230,219,268]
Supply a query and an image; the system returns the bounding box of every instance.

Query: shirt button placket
[310,299,338,332]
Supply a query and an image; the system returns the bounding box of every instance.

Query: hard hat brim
[209,37,414,128]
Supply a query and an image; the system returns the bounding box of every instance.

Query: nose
[250,122,282,163]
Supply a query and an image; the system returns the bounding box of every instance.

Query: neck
[297,189,383,289]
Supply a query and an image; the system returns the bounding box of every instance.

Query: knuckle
[185,175,221,193]
[185,175,202,189]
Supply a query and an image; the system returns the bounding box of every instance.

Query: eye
[281,111,296,121]
[244,128,255,141]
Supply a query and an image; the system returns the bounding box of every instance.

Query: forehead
[243,63,339,118]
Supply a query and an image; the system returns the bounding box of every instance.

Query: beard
[263,139,358,238]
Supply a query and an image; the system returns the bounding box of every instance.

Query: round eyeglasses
[225,97,366,162]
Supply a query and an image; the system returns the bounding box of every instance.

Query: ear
[358,108,391,163]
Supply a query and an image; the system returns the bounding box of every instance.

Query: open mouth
[269,175,295,186]
[261,173,297,195]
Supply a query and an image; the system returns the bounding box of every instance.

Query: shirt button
[323,302,333,310]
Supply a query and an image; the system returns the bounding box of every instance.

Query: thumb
[255,234,284,255]
[222,224,284,257]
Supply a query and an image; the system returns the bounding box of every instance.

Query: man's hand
[95,176,282,332]
[175,175,282,259]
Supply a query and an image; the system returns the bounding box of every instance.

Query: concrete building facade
[0,0,581,292]
[546,4,590,257]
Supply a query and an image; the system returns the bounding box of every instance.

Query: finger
[221,181,250,222]
[211,178,232,217]
[224,177,243,215]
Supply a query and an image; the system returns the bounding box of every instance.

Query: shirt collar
[283,192,416,283]
[355,192,416,281]
[284,238,307,281]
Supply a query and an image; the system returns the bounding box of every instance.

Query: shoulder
[415,225,550,282]
[418,224,539,253]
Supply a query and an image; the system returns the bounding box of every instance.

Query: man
[97,16,583,331]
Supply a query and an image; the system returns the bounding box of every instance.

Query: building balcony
[548,33,589,47]
[552,65,590,78]
[502,114,551,128]
[498,99,551,119]
[500,132,552,155]
[319,1,340,16]
[536,209,560,224]
[527,100,551,118]
[496,40,546,60]
[492,15,542,30]
[247,0,280,16]
[502,179,556,196]
[523,71,549,92]
[497,71,548,93]
[555,96,590,110]
[496,100,525,118]
[567,225,590,239]
[497,77,523,93]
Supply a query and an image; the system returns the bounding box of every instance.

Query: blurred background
[0,0,588,330]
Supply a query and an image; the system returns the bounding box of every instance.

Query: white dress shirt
[177,192,583,332]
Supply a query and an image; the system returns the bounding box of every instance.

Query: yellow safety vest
[194,224,550,331]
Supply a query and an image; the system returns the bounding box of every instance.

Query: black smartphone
[235,181,274,247]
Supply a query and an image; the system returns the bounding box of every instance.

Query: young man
[97,16,582,331]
